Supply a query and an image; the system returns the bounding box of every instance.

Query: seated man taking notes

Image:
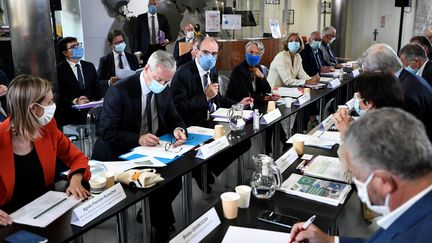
[289,108,432,243]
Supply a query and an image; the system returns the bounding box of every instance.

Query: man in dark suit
[98,29,139,95]
[399,43,432,86]
[55,37,103,126]
[320,26,344,69]
[300,31,334,76]
[92,50,186,241]
[173,24,194,63]
[362,43,432,141]
[289,108,432,243]
[171,36,252,127]
[410,35,432,61]
[133,0,171,65]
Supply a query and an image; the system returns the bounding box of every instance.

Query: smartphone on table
[257,210,300,228]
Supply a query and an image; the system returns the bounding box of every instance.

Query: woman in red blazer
[0,75,91,226]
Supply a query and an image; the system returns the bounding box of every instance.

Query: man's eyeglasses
[67,43,82,50]
[164,137,183,153]
[199,49,218,58]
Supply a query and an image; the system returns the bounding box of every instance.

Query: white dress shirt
[140,72,158,134]
[66,59,85,87]
[267,51,311,88]
[195,58,217,111]
[113,50,131,71]
[147,13,160,45]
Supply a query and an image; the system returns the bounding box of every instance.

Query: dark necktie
[151,16,157,45]
[118,53,124,69]
[75,64,85,91]
[326,44,337,63]
[146,91,153,133]
[203,73,215,112]
[315,51,323,68]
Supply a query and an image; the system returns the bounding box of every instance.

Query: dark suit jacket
[399,69,432,141]
[97,51,139,95]
[133,13,171,55]
[92,72,186,161]
[173,37,186,60]
[171,60,236,126]
[300,44,329,76]
[341,190,432,242]
[226,60,271,103]
[421,60,432,87]
[55,60,103,126]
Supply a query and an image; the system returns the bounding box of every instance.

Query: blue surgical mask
[405,66,418,75]
[354,97,367,116]
[199,53,216,71]
[288,41,300,53]
[71,46,84,60]
[148,79,167,94]
[114,42,126,53]
[148,4,157,14]
[310,40,321,50]
[245,53,261,66]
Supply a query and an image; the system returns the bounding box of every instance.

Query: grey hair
[399,43,428,62]
[147,50,176,73]
[245,40,265,54]
[344,108,432,180]
[361,43,402,72]
[321,26,336,36]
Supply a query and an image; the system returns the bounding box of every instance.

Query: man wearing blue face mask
[300,31,335,76]
[289,108,432,243]
[320,26,344,69]
[98,30,139,95]
[133,0,171,65]
[226,40,277,103]
[56,37,103,126]
[399,43,432,86]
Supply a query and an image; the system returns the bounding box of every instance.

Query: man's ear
[62,50,70,57]
[374,170,398,195]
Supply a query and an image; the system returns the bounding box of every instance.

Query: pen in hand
[289,215,316,243]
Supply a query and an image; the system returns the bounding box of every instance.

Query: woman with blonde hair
[0,75,90,226]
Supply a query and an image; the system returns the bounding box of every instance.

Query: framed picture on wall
[283,9,295,25]
[265,0,280,4]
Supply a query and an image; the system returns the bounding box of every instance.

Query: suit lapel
[130,73,143,130]
[108,52,115,76]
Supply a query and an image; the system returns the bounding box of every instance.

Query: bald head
[309,31,322,42]
[361,43,402,73]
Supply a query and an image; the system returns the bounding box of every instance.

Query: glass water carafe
[227,104,246,136]
[250,154,282,199]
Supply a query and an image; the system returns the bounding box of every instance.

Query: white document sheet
[132,141,194,159]
[187,126,214,136]
[211,108,253,120]
[93,157,166,175]
[222,226,290,243]
[287,133,336,149]
[116,68,136,79]
[303,155,346,182]
[312,130,341,144]
[272,87,303,98]
[11,191,81,227]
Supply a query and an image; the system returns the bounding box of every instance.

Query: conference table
[0,74,355,243]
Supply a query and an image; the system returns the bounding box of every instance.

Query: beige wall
[289,0,320,37]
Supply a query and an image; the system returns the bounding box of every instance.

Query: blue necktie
[76,64,85,91]
[146,91,153,133]
[204,73,215,112]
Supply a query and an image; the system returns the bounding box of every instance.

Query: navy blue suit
[398,69,432,141]
[420,60,432,87]
[300,43,330,76]
[341,190,432,242]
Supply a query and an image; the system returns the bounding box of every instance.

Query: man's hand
[66,173,90,200]
[335,64,344,69]
[305,75,320,85]
[319,66,334,73]
[289,223,334,243]
[0,209,12,226]
[205,83,219,100]
[73,96,90,105]
[173,128,187,147]
[239,97,254,106]
[139,133,160,146]
[161,39,170,47]
[0,85,7,97]
[108,76,120,86]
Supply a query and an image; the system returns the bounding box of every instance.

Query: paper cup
[89,176,107,195]
[267,101,276,112]
[235,185,252,209]
[303,88,311,96]
[293,139,304,156]
[220,192,240,219]
[284,97,293,108]
[102,171,115,189]
[214,125,225,139]
[337,105,349,113]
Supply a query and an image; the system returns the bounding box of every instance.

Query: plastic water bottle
[253,109,260,130]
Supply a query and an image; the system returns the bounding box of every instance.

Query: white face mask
[352,173,391,215]
[34,103,56,126]
[186,31,194,40]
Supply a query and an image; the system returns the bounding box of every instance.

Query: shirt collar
[148,12,157,18]
[140,70,151,96]
[113,50,125,57]
[67,59,81,67]
[377,184,432,230]
[417,61,428,76]
[195,58,208,77]
[394,68,403,78]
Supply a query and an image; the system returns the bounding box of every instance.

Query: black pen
[33,198,67,219]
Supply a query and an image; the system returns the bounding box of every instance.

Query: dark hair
[57,36,77,54]
[399,43,428,61]
[195,36,217,50]
[107,29,124,44]
[410,36,432,53]
[353,71,404,109]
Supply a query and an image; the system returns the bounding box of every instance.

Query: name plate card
[293,94,311,106]
[275,148,298,173]
[352,69,360,77]
[260,108,282,124]
[196,136,229,159]
[170,207,221,243]
[327,78,341,89]
[345,98,355,110]
[71,183,126,227]
[319,114,334,131]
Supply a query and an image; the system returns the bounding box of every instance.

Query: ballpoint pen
[289,215,316,243]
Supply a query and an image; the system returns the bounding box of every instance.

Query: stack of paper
[320,69,343,78]
[211,108,254,121]
[319,77,334,83]
[287,133,337,150]
[222,226,290,243]
[303,155,347,182]
[311,130,341,144]
[272,87,303,98]
[278,174,351,206]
